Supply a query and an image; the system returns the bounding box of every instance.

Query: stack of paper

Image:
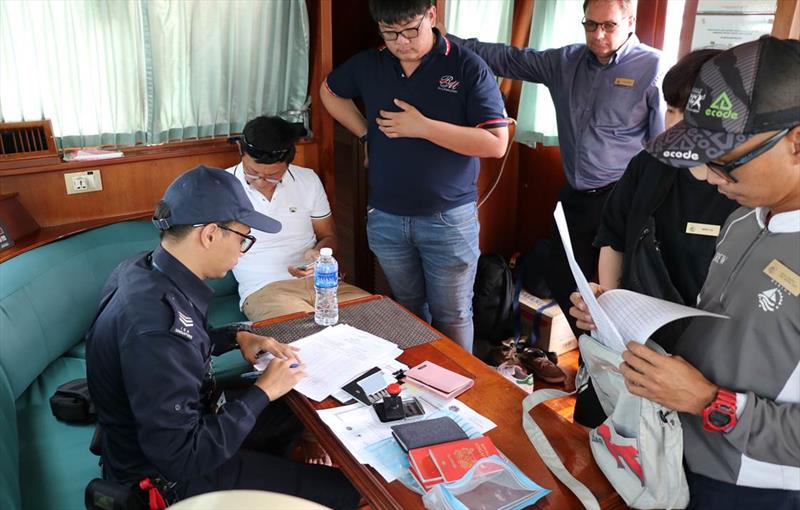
[283,324,403,402]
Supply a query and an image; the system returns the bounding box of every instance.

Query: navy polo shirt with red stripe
[326,29,507,216]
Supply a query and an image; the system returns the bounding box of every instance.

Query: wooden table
[255,296,625,510]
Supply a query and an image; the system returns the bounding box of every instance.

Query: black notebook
[390,416,468,452]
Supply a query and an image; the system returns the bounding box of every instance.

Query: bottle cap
[387,383,401,396]
[320,247,333,257]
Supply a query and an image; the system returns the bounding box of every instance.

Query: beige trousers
[242,278,371,323]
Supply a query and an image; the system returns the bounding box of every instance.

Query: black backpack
[472,254,514,344]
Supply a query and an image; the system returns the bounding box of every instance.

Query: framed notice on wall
[692,14,775,50]
[691,0,776,51]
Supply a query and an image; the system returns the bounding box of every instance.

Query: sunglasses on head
[227,134,292,164]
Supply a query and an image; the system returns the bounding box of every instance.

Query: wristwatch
[229,323,254,348]
[702,388,737,433]
[358,133,368,145]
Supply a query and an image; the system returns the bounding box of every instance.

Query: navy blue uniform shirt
[86,246,269,483]
[326,29,507,216]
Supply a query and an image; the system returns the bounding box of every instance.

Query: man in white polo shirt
[227,116,369,322]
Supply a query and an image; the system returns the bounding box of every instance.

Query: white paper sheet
[554,202,626,352]
[281,324,402,401]
[598,289,728,345]
[553,202,728,352]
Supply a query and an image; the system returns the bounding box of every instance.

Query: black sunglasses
[195,223,256,253]
[706,128,790,183]
[228,134,292,164]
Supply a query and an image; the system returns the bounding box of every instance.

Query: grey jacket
[674,207,800,490]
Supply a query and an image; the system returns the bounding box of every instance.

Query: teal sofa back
[0,220,246,509]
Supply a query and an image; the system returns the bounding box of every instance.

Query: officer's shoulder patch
[164,291,196,341]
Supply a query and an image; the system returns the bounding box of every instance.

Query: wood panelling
[307,0,335,208]
[477,143,520,257]
[636,0,669,49]
[773,0,800,38]
[0,143,321,229]
[515,144,565,253]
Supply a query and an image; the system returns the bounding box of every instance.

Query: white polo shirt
[226,162,331,308]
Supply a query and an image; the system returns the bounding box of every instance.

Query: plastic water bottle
[314,247,339,326]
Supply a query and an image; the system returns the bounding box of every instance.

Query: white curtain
[445,0,513,44]
[515,0,585,147]
[0,0,147,147]
[0,0,309,148]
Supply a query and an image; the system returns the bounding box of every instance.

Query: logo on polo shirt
[704,91,739,120]
[687,88,705,113]
[438,75,460,93]
[757,288,784,312]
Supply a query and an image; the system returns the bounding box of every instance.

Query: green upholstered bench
[0,220,249,510]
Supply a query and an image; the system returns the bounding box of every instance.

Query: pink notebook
[405,361,474,399]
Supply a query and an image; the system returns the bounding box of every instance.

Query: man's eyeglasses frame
[581,16,630,33]
[379,14,426,41]
[194,223,256,253]
[706,128,791,183]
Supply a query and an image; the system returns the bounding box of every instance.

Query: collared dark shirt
[86,246,269,483]
[451,34,665,190]
[326,29,508,216]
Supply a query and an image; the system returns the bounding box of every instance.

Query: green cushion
[0,365,20,510]
[0,221,158,399]
[16,357,99,510]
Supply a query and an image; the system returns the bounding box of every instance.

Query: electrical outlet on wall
[65,170,103,195]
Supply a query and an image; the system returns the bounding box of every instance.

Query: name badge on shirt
[614,77,635,87]
[686,222,721,237]
[763,259,800,297]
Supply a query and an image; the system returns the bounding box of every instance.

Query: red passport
[409,447,444,484]
[428,436,501,482]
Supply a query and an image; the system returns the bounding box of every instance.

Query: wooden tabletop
[255,295,625,510]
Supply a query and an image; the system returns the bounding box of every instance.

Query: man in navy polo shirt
[320,0,508,352]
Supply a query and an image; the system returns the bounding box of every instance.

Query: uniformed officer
[85,165,360,509]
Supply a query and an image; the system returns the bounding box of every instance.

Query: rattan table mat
[252,298,441,349]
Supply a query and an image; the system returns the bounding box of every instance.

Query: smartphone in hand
[295,262,311,271]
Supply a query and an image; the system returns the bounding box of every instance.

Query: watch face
[709,409,731,427]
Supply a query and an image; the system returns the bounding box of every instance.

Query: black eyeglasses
[706,128,790,183]
[581,17,629,33]
[379,15,426,41]
[195,223,256,253]
[229,135,292,164]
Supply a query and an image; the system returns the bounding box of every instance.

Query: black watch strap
[359,133,368,144]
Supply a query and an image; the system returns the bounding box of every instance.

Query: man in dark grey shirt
[620,37,799,509]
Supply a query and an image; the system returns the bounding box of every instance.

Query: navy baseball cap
[647,36,800,167]
[153,165,281,233]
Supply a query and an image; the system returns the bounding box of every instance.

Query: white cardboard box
[519,290,578,355]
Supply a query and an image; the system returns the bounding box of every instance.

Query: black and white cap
[646,36,800,167]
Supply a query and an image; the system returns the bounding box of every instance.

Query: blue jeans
[367,202,480,352]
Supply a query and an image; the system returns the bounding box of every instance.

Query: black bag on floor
[473,254,514,344]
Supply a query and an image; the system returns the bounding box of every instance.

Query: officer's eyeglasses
[706,128,790,184]
[379,15,425,41]
[581,17,629,33]
[195,223,256,253]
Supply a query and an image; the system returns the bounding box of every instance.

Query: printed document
[554,202,727,352]
[258,324,402,401]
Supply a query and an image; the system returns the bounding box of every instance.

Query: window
[445,0,513,44]
[0,0,309,149]
[515,0,585,147]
